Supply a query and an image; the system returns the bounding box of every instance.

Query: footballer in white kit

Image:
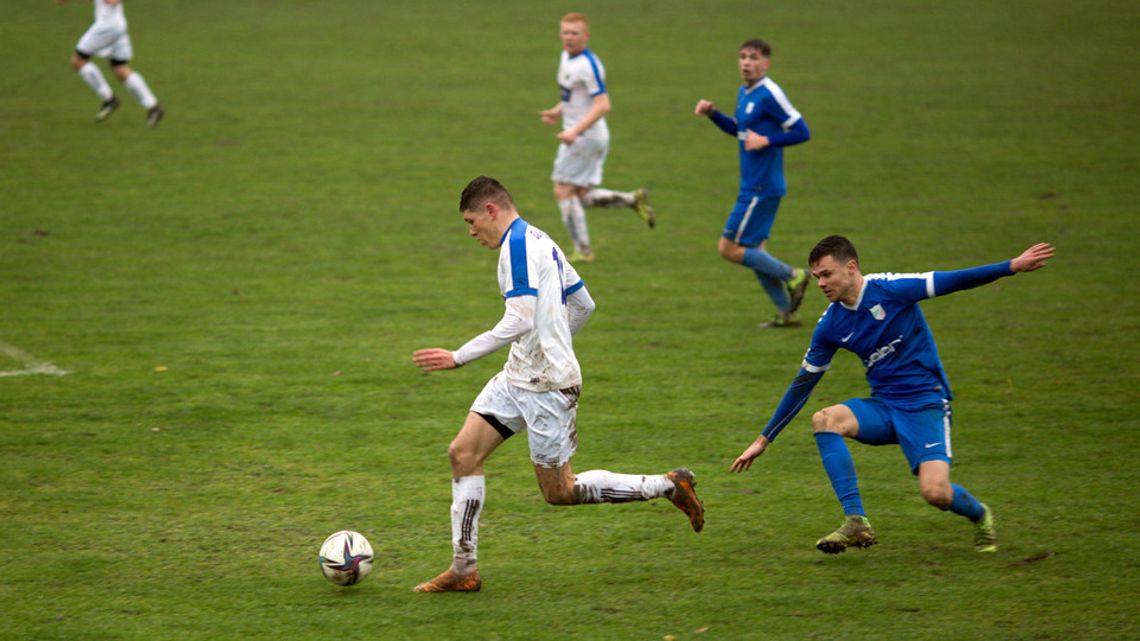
[410,177,704,593]
[540,13,654,263]
[64,0,164,126]
[551,46,610,187]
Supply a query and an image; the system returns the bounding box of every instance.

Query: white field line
[0,341,71,377]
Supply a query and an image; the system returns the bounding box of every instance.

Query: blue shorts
[722,192,781,246]
[843,397,953,474]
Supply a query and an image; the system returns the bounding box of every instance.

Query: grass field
[2,1,1139,639]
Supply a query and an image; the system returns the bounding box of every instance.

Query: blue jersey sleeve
[708,109,739,136]
[873,260,1016,305]
[760,367,825,442]
[765,118,810,147]
[932,261,1014,297]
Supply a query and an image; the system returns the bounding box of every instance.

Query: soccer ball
[318,530,374,586]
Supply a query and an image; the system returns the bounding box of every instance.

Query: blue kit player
[694,38,811,327]
[730,235,1055,553]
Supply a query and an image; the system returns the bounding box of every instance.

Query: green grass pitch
[2,1,1138,639]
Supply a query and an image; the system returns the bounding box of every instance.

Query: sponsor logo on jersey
[869,304,887,321]
[864,336,903,369]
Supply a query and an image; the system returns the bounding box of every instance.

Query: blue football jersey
[734,77,802,195]
[803,272,951,410]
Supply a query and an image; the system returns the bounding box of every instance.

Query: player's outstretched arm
[930,242,1055,299]
[1010,242,1054,273]
[730,367,826,472]
[415,298,536,372]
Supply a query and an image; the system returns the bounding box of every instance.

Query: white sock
[78,62,113,101]
[582,188,635,208]
[573,470,673,504]
[449,475,484,574]
[557,197,591,254]
[123,72,158,109]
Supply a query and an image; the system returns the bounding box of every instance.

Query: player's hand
[694,99,715,116]
[730,435,771,472]
[412,348,457,372]
[1010,242,1055,273]
[540,109,560,126]
[557,130,578,145]
[744,131,770,151]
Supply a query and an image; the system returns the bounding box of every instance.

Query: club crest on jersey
[869,304,887,321]
[746,102,755,114]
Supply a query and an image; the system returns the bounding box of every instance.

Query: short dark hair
[809,235,860,267]
[459,176,515,213]
[739,38,771,57]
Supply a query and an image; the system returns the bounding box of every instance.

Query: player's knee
[920,480,953,508]
[447,442,478,475]
[812,407,845,434]
[71,53,88,70]
[718,239,741,262]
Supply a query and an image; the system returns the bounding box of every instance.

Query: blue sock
[741,248,794,281]
[814,432,865,516]
[945,484,985,521]
[756,273,791,311]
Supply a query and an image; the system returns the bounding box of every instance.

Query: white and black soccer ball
[318,530,374,586]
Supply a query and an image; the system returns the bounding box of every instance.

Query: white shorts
[470,372,580,469]
[76,21,133,61]
[550,135,609,187]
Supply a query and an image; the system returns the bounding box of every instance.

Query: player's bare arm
[694,99,715,116]
[412,348,456,372]
[1010,242,1054,273]
[730,435,771,472]
[557,93,611,144]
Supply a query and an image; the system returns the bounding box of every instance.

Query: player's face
[811,255,859,303]
[463,208,501,249]
[560,21,589,55]
[738,48,770,84]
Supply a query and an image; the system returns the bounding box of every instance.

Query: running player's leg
[104,34,163,126]
[532,463,704,533]
[414,411,507,592]
[554,182,592,260]
[527,386,704,531]
[72,24,117,118]
[552,140,605,260]
[719,194,805,318]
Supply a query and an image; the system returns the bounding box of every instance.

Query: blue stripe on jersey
[564,279,585,297]
[503,218,538,299]
[582,49,607,96]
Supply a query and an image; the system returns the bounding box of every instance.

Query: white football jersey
[93,0,125,24]
[496,218,584,391]
[557,49,609,141]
